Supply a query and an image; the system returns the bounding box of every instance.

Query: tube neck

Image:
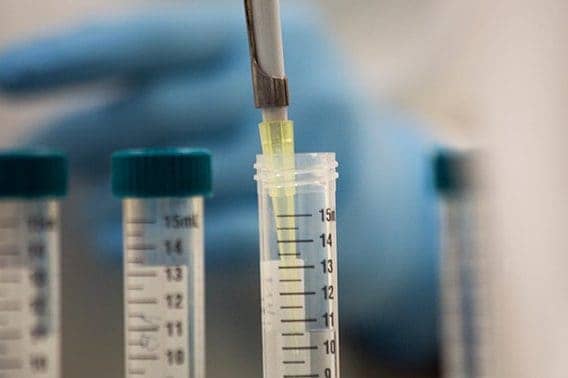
[255,153,338,186]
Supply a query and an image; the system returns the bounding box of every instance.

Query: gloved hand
[0,4,439,370]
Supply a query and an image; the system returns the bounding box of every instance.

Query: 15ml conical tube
[121,197,205,378]
[255,153,340,378]
[0,200,62,378]
[112,148,211,378]
[435,153,492,378]
[0,151,67,378]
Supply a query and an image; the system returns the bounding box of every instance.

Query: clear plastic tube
[437,154,491,378]
[255,153,340,378]
[0,200,61,377]
[122,197,205,378]
[440,193,475,378]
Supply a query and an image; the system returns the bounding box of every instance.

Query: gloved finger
[24,53,360,191]
[22,66,252,175]
[0,6,246,94]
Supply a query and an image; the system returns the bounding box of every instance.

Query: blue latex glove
[0,4,439,368]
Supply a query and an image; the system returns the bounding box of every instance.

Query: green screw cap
[112,148,212,198]
[0,150,68,198]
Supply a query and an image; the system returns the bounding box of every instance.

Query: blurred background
[0,0,484,142]
[1,0,567,377]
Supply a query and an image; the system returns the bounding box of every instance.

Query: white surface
[477,1,568,376]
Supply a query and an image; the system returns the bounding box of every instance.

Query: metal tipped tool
[244,0,289,121]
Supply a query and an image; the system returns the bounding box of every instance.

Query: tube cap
[0,150,68,198]
[434,151,472,195]
[112,148,212,198]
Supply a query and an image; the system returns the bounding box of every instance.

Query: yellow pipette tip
[259,120,295,157]
[259,120,296,199]
[259,119,298,258]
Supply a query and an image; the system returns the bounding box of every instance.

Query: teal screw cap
[434,151,472,196]
[0,150,68,198]
[112,148,212,198]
